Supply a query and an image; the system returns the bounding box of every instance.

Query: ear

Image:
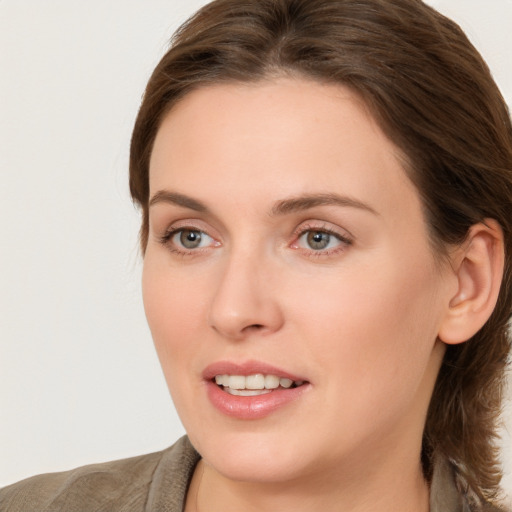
[438,219,505,345]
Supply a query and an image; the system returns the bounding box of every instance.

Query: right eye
[298,230,341,251]
[166,228,216,251]
[174,229,209,249]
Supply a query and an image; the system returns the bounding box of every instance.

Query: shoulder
[0,450,163,512]
[0,436,198,512]
[481,503,511,512]
[482,501,511,512]
[430,456,511,512]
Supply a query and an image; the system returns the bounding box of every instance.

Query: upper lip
[202,360,308,382]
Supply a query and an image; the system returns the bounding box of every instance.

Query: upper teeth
[214,374,303,390]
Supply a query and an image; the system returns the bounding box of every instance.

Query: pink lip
[203,360,310,420]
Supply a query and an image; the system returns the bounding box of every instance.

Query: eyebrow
[149,190,209,212]
[148,190,377,216]
[271,193,378,216]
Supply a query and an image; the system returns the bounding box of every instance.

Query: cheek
[141,258,214,423]
[142,257,210,361]
[289,252,443,394]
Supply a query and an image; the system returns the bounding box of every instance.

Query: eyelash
[291,224,353,258]
[158,227,217,256]
[158,223,353,258]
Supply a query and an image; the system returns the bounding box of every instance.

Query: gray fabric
[0,436,504,511]
[0,437,199,512]
[146,437,200,512]
[430,457,506,512]
[430,457,464,512]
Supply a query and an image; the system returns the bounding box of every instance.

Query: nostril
[246,324,264,331]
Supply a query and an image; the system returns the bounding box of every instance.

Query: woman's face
[143,78,455,484]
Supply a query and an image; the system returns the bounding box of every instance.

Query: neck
[186,447,430,512]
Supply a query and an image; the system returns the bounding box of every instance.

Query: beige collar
[430,457,465,512]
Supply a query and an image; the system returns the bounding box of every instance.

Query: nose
[208,251,285,341]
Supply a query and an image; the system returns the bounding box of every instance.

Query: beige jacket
[0,436,504,511]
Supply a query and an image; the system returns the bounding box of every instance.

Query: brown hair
[129,0,512,503]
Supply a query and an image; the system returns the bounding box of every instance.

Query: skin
[142,78,460,512]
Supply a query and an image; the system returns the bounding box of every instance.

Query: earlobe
[438,219,505,345]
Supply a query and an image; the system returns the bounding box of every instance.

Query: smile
[214,373,305,396]
[203,362,310,419]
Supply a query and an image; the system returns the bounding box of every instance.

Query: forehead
[149,78,420,220]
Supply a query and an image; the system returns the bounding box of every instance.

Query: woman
[1,0,511,510]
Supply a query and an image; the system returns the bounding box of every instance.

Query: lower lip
[205,380,309,420]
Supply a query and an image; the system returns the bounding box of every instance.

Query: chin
[188,426,319,484]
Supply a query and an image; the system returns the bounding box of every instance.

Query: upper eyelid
[161,219,219,237]
[295,228,352,248]
[148,204,224,236]
[164,226,215,242]
[296,224,349,237]
[297,230,352,246]
[294,221,354,240]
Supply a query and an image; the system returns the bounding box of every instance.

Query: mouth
[203,361,310,419]
[213,373,306,396]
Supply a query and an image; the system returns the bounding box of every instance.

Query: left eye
[172,229,213,249]
[297,230,343,251]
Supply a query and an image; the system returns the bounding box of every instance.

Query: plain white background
[1,0,511,504]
